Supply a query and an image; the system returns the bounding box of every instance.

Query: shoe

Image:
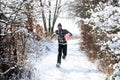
[62,56,66,59]
[56,63,60,67]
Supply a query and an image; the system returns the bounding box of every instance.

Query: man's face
[58,26,62,30]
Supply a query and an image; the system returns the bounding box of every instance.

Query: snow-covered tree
[36,0,67,34]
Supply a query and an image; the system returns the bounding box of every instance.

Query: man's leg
[62,45,67,59]
[57,44,62,64]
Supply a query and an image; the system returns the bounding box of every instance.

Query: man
[55,23,72,67]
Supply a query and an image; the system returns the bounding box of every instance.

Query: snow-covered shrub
[19,32,52,80]
[110,62,120,80]
[70,0,120,79]
[81,2,120,80]
[80,24,118,76]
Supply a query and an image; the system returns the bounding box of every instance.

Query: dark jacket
[55,29,72,45]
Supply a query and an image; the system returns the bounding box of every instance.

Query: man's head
[57,23,62,30]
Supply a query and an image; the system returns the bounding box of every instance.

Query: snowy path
[33,39,106,80]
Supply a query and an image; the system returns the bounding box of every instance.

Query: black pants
[57,44,67,64]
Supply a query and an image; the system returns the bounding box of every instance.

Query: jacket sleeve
[55,30,58,35]
[65,29,72,36]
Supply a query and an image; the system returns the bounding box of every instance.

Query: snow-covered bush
[0,0,53,79]
[80,24,115,75]
[70,0,120,79]
[81,1,120,80]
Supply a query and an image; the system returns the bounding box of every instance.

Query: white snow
[29,39,106,80]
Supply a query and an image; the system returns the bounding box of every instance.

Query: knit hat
[58,23,62,27]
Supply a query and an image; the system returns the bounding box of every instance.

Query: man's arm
[64,30,72,41]
[65,29,72,36]
[55,30,58,35]
[69,32,72,36]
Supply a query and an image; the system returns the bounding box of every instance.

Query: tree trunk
[48,1,51,33]
[51,0,61,34]
[42,11,47,32]
[39,0,47,32]
[39,0,62,34]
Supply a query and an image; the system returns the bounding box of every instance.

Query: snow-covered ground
[26,39,106,80]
